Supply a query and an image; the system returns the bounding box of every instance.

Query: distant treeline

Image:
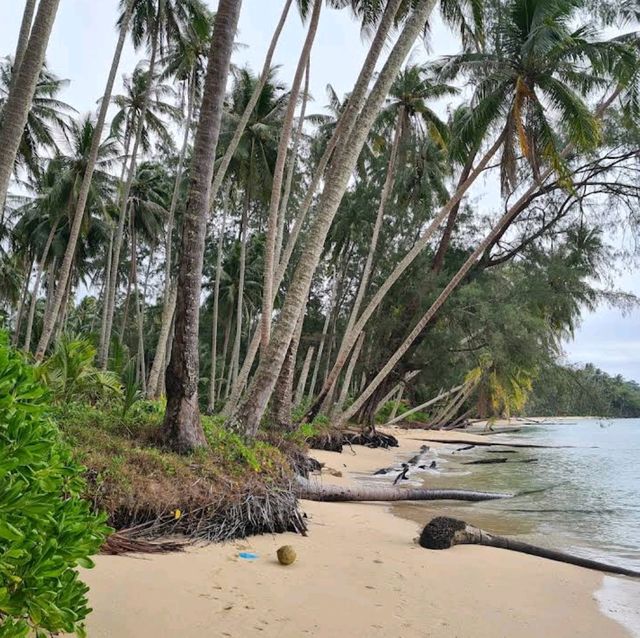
[525,364,640,418]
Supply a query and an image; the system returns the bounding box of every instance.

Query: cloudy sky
[2,1,639,381]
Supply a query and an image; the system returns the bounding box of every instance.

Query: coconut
[277,545,296,565]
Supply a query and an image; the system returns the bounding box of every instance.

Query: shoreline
[78,427,632,637]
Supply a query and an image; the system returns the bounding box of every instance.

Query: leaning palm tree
[337,0,635,426]
[0,0,60,213]
[228,0,440,438]
[310,64,455,415]
[162,0,242,452]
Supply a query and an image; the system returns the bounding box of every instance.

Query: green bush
[0,334,110,637]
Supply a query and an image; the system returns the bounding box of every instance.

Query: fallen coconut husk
[419,517,640,578]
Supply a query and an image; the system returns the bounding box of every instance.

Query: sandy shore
[79,428,630,637]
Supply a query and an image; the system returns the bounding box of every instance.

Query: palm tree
[10,0,38,90]
[22,115,117,352]
[34,0,135,360]
[228,0,440,437]
[0,0,60,213]
[162,0,243,452]
[95,0,209,368]
[310,64,454,415]
[260,0,322,354]
[0,60,75,181]
[337,0,633,426]
[146,11,213,397]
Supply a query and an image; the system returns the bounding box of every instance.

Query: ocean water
[392,418,640,635]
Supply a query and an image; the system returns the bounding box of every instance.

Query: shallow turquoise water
[399,418,640,571]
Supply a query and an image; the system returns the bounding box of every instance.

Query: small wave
[596,576,640,637]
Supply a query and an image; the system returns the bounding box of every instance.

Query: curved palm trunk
[261,0,322,354]
[206,187,230,412]
[24,218,59,351]
[296,477,511,503]
[208,0,293,210]
[11,0,38,86]
[307,134,505,421]
[230,0,439,438]
[162,0,242,452]
[335,88,623,426]
[0,0,60,211]
[35,0,134,360]
[419,517,640,578]
[220,0,406,419]
[130,222,146,394]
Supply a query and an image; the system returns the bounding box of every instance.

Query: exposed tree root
[308,429,399,452]
[101,533,188,555]
[419,516,640,578]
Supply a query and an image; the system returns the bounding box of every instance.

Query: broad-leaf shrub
[0,334,110,637]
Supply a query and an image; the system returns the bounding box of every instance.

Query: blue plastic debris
[238,551,259,560]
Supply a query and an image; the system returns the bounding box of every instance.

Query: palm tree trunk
[147,284,176,398]
[219,312,232,401]
[260,0,322,354]
[430,150,477,274]
[231,187,250,387]
[270,307,305,428]
[12,256,33,347]
[11,0,38,85]
[207,186,230,412]
[0,0,60,210]
[221,0,405,420]
[162,0,242,452]
[98,30,159,368]
[162,75,196,307]
[99,224,116,359]
[230,0,439,438]
[307,133,505,421]
[131,224,146,395]
[295,345,314,406]
[419,518,640,578]
[296,477,510,503]
[335,331,364,414]
[119,236,134,341]
[275,56,311,267]
[24,218,59,351]
[385,384,464,426]
[208,0,293,208]
[35,0,134,360]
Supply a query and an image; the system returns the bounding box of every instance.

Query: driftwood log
[419,517,640,578]
[295,476,511,503]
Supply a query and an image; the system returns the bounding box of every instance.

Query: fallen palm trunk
[295,476,510,503]
[419,517,640,578]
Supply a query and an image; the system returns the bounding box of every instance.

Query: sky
[1,1,639,382]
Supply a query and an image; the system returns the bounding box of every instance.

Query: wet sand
[78,428,630,637]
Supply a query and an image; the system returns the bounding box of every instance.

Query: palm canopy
[436,0,634,195]
[127,161,170,248]
[0,58,75,179]
[111,61,181,154]
[220,67,289,205]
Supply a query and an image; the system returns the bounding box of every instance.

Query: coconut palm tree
[162,0,242,452]
[34,0,135,360]
[0,60,75,181]
[228,0,440,438]
[337,0,634,427]
[0,0,60,214]
[20,115,117,351]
